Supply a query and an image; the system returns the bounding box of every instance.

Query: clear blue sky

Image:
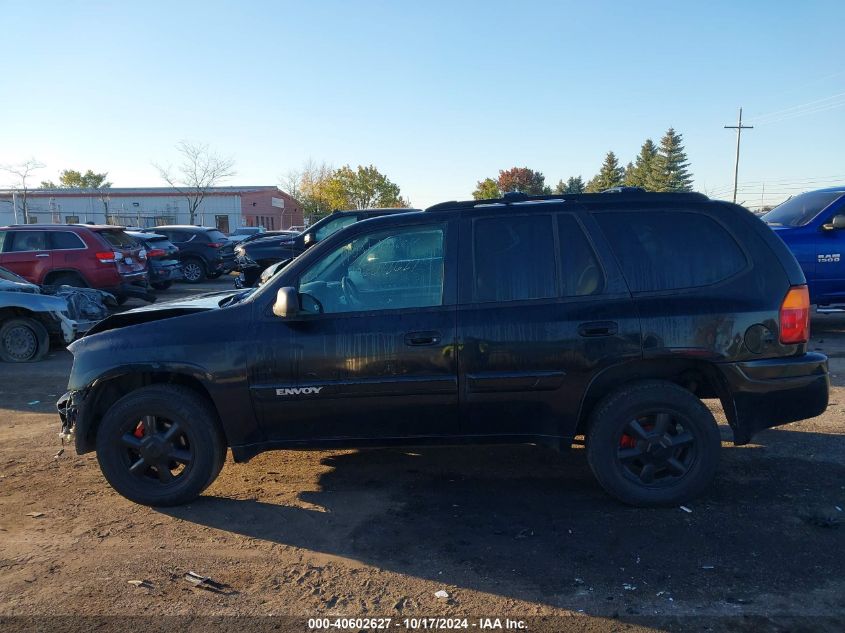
[1,0,843,209]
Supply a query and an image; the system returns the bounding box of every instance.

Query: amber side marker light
[779,285,810,344]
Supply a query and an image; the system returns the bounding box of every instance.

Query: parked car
[0,266,114,362]
[762,186,845,308]
[146,226,235,283]
[58,190,829,507]
[227,226,266,243]
[235,209,417,287]
[0,224,152,303]
[127,231,183,290]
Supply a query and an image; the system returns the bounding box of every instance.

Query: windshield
[763,191,844,227]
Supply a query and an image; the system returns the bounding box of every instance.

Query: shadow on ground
[162,428,845,621]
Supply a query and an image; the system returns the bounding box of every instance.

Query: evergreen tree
[585,152,625,192]
[625,139,658,189]
[562,175,585,194]
[648,128,693,192]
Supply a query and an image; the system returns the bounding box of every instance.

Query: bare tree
[2,159,45,223]
[155,141,236,225]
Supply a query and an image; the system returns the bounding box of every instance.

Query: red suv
[0,224,152,302]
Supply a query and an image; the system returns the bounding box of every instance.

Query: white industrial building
[0,186,304,233]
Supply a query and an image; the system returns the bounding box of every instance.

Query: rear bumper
[717,352,830,444]
[149,262,184,282]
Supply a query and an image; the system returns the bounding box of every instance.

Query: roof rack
[425,189,708,212]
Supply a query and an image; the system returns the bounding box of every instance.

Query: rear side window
[473,215,556,303]
[5,231,48,252]
[97,230,137,249]
[205,230,229,243]
[557,215,604,297]
[596,211,747,292]
[50,231,86,250]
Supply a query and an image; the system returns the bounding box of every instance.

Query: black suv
[235,209,416,286]
[149,226,235,283]
[58,191,829,507]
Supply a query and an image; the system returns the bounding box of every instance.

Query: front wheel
[0,317,49,362]
[586,380,721,507]
[95,385,226,506]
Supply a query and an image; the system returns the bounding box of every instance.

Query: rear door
[0,230,52,283]
[457,209,640,440]
[49,230,88,274]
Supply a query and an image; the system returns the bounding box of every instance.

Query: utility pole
[724,107,753,203]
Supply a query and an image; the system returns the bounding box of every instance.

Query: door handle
[35,253,50,258]
[404,331,441,346]
[578,321,618,337]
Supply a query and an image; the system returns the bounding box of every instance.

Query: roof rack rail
[425,190,708,212]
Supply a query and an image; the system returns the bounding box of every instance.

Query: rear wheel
[95,385,226,506]
[586,380,720,506]
[0,317,49,362]
[50,272,87,287]
[182,259,206,284]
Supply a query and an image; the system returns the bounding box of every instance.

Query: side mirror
[272,287,300,318]
[833,215,845,230]
[303,232,313,245]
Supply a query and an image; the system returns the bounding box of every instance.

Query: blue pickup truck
[763,186,845,309]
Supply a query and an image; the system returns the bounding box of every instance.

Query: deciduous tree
[324,165,408,211]
[155,141,236,224]
[472,177,501,200]
[1,158,45,223]
[497,167,548,195]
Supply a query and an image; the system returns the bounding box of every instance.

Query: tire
[182,259,206,284]
[151,281,172,290]
[586,380,720,507]
[50,272,87,288]
[95,385,227,506]
[0,317,50,362]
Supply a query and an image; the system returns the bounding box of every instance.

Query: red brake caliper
[132,421,145,439]
[620,422,654,448]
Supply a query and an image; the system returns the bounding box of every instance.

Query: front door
[815,200,845,303]
[457,211,640,440]
[0,230,53,283]
[250,218,459,441]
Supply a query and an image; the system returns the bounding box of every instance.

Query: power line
[724,108,753,203]
[746,90,845,124]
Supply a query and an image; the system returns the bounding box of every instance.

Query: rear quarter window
[205,230,229,242]
[97,230,137,249]
[50,231,86,249]
[595,210,747,292]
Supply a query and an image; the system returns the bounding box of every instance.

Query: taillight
[147,248,166,257]
[95,252,116,264]
[779,285,810,344]
[138,249,147,261]
[206,242,224,248]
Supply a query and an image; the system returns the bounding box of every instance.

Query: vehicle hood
[0,278,40,293]
[82,290,241,336]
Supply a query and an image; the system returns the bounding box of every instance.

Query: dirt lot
[1,278,844,632]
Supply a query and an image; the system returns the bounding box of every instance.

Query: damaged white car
[0,266,115,362]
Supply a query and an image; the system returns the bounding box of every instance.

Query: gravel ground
[1,279,843,633]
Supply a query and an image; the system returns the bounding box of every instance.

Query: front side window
[595,211,747,292]
[6,231,48,252]
[472,215,556,303]
[298,224,445,314]
[314,215,357,242]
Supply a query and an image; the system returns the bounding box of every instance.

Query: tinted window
[557,215,604,296]
[205,230,229,242]
[473,215,556,303]
[51,231,86,250]
[596,211,746,292]
[97,230,137,248]
[314,215,357,242]
[762,191,843,227]
[299,224,445,313]
[6,231,48,252]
